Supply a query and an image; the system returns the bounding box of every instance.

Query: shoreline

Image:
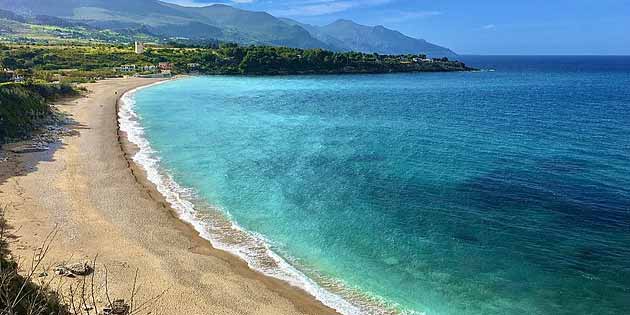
[118,79,366,315]
[0,77,340,315]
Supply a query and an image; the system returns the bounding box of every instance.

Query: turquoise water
[128,57,630,315]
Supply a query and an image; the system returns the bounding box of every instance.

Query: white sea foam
[118,81,376,315]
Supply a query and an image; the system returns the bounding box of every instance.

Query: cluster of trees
[0,43,472,79]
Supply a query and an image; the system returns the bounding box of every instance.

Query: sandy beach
[0,77,338,315]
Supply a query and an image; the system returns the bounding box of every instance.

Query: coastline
[118,79,366,315]
[0,77,339,315]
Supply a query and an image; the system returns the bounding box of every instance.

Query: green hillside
[0,9,159,44]
[0,0,457,57]
[0,0,329,49]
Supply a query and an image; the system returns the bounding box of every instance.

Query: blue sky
[163,0,630,55]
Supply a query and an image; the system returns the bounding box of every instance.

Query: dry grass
[0,205,166,315]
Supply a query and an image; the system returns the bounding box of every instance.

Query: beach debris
[53,261,93,277]
[103,299,130,315]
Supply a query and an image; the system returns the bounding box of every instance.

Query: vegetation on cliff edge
[0,83,77,144]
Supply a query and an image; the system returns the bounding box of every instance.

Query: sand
[0,77,339,315]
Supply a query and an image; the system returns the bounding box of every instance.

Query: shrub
[0,83,78,143]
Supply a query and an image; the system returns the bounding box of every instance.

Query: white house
[115,65,137,72]
[141,65,157,72]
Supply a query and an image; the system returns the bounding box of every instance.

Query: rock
[103,299,130,315]
[53,266,71,277]
[53,261,92,277]
[66,261,93,276]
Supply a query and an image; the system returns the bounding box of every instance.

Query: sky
[163,0,630,55]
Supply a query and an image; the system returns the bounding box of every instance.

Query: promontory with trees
[1,42,474,82]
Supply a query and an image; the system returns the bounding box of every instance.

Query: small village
[112,42,177,78]
[0,42,200,83]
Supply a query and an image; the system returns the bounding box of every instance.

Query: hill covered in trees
[1,43,474,79]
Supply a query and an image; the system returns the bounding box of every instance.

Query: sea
[119,56,630,315]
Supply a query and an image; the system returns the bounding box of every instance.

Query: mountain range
[0,0,457,57]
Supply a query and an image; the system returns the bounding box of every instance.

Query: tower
[135,41,145,54]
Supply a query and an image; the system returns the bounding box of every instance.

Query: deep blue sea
[122,56,630,315]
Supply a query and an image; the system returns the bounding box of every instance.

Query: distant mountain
[0,8,26,23]
[283,18,456,58]
[0,8,161,44]
[0,0,330,48]
[169,4,329,48]
[0,0,456,57]
[0,8,92,31]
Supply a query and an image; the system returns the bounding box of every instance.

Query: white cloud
[163,0,252,7]
[271,0,394,17]
[381,10,442,23]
